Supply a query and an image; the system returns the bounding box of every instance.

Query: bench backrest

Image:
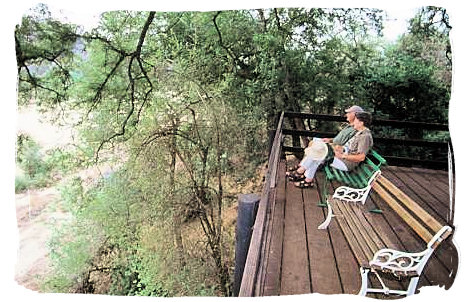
[373,175,452,249]
[325,149,387,188]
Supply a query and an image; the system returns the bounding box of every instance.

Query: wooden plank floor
[260,159,458,297]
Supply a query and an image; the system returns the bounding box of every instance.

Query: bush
[16,134,51,187]
[15,174,31,193]
[16,134,84,191]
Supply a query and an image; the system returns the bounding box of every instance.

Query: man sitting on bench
[287,105,363,179]
[288,110,373,188]
[322,105,364,152]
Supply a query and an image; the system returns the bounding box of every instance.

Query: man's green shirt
[332,124,356,145]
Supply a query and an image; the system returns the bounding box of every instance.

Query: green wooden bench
[319,149,387,206]
[324,149,387,188]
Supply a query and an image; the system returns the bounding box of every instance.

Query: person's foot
[287,165,300,172]
[294,179,314,188]
[286,171,305,182]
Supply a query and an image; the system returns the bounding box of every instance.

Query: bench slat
[353,172,368,187]
[333,202,373,265]
[347,170,363,188]
[372,182,435,243]
[333,209,370,267]
[333,168,347,184]
[349,204,387,250]
[324,149,385,189]
[338,202,380,256]
[377,175,443,234]
[361,165,372,179]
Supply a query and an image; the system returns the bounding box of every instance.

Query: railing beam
[284,111,449,131]
[239,112,284,297]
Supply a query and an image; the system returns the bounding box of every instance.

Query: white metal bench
[318,170,381,229]
[318,172,453,297]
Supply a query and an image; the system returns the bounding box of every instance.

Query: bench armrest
[333,186,370,204]
[369,247,431,277]
[369,149,387,165]
[332,170,381,204]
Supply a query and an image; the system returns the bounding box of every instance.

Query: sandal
[295,180,314,188]
[286,171,305,182]
[287,165,299,172]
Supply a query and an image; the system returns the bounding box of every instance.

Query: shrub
[16,134,51,187]
[15,174,31,193]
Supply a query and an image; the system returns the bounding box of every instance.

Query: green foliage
[16,4,79,105]
[16,4,451,297]
[46,158,227,295]
[15,133,85,192]
[16,134,52,190]
[46,148,75,172]
[58,176,85,213]
[15,174,32,193]
[44,213,104,292]
[360,40,450,124]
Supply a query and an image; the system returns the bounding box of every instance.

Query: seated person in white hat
[287,105,364,176]
[289,138,328,188]
[289,111,373,188]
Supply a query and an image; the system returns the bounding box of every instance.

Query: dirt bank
[14,104,116,291]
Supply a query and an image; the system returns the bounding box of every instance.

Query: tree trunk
[282,61,309,148]
[169,118,185,269]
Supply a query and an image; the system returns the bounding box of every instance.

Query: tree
[15,4,78,105]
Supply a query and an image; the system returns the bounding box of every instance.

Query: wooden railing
[238,112,284,297]
[283,112,450,170]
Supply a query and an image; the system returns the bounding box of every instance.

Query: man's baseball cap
[345,105,364,113]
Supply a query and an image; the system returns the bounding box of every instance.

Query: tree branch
[212,11,237,62]
[94,12,156,163]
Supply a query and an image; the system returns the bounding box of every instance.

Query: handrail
[239,112,284,297]
[282,129,448,148]
[283,111,450,169]
[284,111,449,131]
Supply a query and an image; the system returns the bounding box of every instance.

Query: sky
[2,1,463,302]
[383,8,418,40]
[39,2,418,41]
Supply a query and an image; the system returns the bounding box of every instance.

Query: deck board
[381,168,456,284]
[315,172,362,294]
[383,167,449,224]
[302,178,342,294]
[259,162,458,297]
[280,173,311,295]
[262,160,286,296]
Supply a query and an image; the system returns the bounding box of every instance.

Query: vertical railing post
[267,129,276,157]
[233,194,260,296]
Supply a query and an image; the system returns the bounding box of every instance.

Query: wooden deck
[254,158,458,297]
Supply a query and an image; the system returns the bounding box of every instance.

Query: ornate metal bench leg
[406,276,419,296]
[318,200,333,229]
[358,267,370,296]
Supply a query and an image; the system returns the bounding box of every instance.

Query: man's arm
[334,151,366,163]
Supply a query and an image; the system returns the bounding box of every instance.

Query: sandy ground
[14,104,115,292]
[14,187,68,291]
[15,105,67,291]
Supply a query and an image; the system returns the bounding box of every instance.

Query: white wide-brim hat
[304,139,328,160]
